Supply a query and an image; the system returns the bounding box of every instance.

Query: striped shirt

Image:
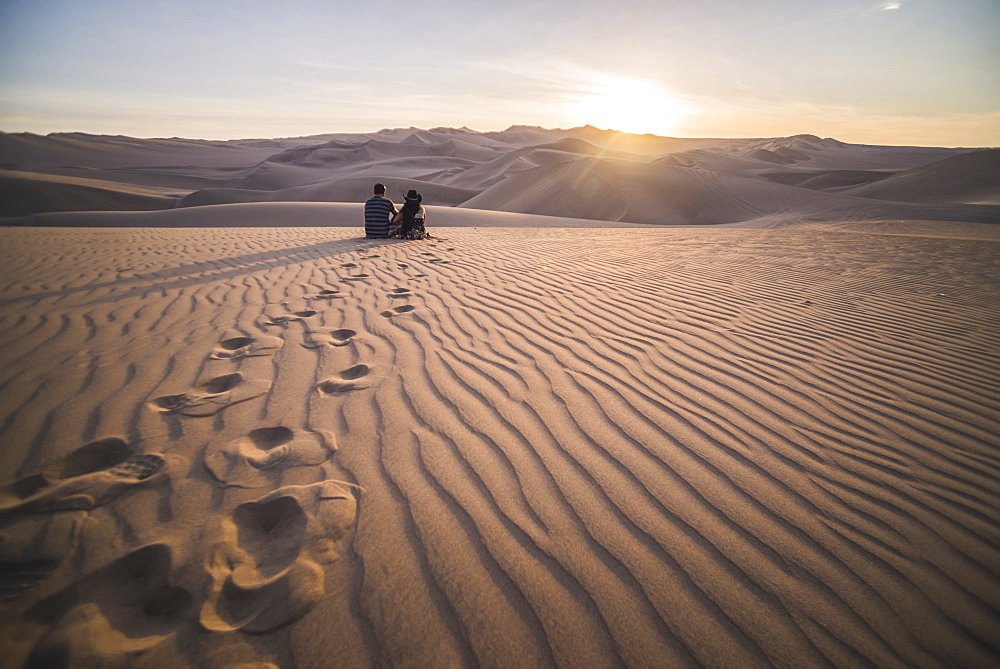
[364,195,396,237]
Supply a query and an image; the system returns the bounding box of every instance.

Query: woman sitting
[393,189,429,239]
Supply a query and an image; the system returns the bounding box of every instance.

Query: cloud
[883,2,902,9]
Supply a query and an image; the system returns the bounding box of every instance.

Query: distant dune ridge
[0,126,998,667]
[1,126,998,224]
[0,169,177,217]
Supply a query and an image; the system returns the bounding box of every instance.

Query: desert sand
[0,127,998,667]
[3,127,999,223]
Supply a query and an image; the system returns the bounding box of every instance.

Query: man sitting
[364,183,398,238]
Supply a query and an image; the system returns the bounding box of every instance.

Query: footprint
[2,439,131,497]
[340,263,357,268]
[0,439,166,517]
[397,263,409,269]
[428,258,450,264]
[263,311,317,327]
[234,497,308,580]
[21,543,192,665]
[313,289,341,300]
[342,274,370,282]
[210,335,283,360]
[380,305,415,318]
[303,328,357,349]
[205,427,337,489]
[149,373,271,417]
[108,454,163,480]
[200,481,356,634]
[205,640,282,669]
[0,510,83,606]
[0,557,59,602]
[388,288,411,298]
[318,365,370,393]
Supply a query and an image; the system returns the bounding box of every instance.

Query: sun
[574,78,684,137]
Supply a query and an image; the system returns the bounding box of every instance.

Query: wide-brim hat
[405,189,421,202]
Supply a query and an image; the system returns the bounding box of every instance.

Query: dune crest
[4,126,997,225]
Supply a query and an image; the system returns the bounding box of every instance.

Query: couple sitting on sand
[364,183,429,240]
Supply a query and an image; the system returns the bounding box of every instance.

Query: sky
[0,0,997,146]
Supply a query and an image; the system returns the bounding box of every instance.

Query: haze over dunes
[2,126,998,227]
[0,125,998,667]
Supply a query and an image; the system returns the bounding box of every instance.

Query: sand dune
[0,169,178,216]
[264,137,502,167]
[459,158,630,221]
[0,131,325,170]
[3,127,996,227]
[462,155,999,226]
[177,177,478,209]
[3,202,654,229]
[0,222,997,666]
[839,149,1000,204]
[513,125,740,157]
[762,169,894,190]
[1,125,998,666]
[658,135,976,177]
[524,137,652,162]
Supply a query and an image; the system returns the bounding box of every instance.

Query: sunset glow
[575,78,685,137]
[0,1,996,145]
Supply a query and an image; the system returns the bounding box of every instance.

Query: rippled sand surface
[0,222,997,667]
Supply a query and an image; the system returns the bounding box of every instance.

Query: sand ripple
[0,225,997,666]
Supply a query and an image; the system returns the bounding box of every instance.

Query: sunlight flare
[574,78,684,136]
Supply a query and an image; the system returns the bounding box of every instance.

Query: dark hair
[373,183,385,195]
[401,199,421,218]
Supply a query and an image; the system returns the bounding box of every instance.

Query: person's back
[398,189,429,239]
[364,183,397,238]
